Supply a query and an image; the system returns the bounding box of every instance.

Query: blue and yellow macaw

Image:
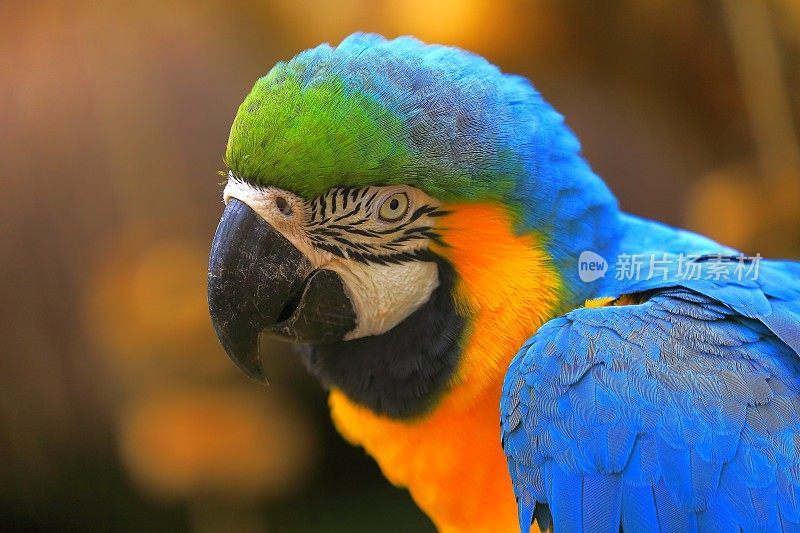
[207,33,800,532]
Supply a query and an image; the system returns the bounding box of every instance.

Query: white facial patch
[329,260,439,339]
[223,176,444,340]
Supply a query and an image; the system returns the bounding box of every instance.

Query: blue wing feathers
[548,465,582,531]
[765,303,800,355]
[697,488,741,533]
[583,473,623,533]
[652,479,697,533]
[501,258,800,532]
[621,483,660,532]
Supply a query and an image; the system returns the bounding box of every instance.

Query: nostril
[275,196,293,216]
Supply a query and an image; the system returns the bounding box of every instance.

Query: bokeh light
[1,1,798,531]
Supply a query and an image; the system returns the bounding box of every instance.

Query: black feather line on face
[310,229,342,240]
[332,204,362,222]
[363,190,378,206]
[389,234,429,246]
[300,254,464,419]
[427,233,449,248]
[332,236,356,248]
[399,226,433,237]
[334,226,382,238]
[348,240,380,253]
[317,242,347,259]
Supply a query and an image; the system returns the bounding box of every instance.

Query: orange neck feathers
[329,203,562,532]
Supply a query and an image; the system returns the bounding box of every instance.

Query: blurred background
[1,0,799,531]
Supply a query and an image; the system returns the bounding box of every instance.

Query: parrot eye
[377,192,409,222]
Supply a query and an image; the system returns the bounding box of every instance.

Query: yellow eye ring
[378,192,409,222]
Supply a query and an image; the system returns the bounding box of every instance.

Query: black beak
[207,199,357,382]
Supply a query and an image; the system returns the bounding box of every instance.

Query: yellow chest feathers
[329,203,560,532]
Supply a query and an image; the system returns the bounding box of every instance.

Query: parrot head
[208,33,618,418]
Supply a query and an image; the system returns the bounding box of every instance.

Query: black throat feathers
[300,256,465,419]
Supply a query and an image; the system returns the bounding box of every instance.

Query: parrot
[207,33,800,532]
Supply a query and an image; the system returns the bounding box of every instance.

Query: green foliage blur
[1,1,798,531]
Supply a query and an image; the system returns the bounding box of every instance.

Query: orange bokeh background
[1,1,798,531]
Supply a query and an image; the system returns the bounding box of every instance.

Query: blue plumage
[502,257,800,532]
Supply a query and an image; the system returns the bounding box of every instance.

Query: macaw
[207,33,800,532]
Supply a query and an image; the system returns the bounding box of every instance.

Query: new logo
[578,251,608,282]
